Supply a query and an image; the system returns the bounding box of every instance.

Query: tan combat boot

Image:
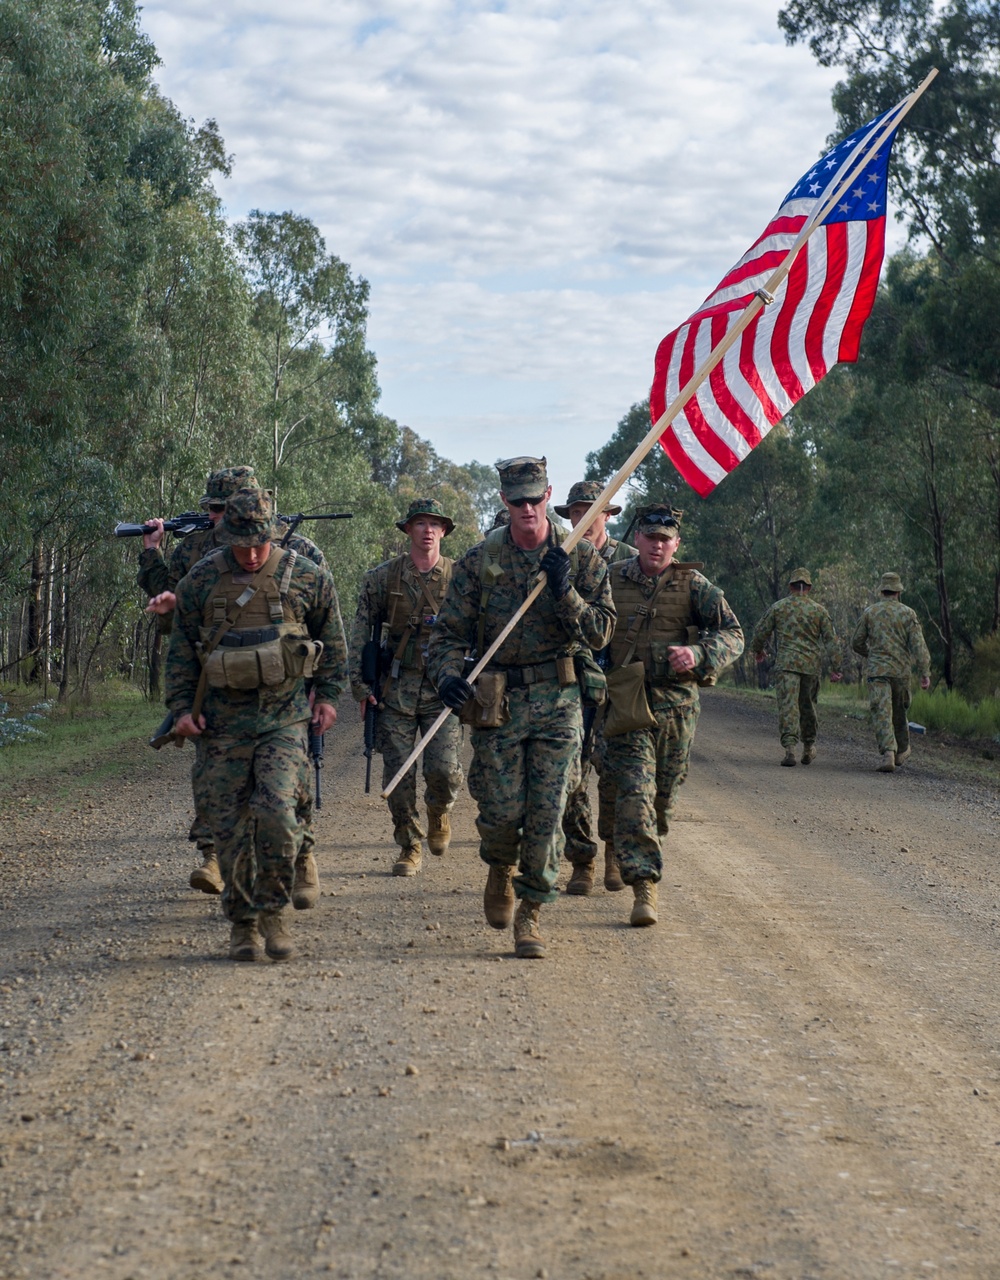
[630,879,658,927]
[393,843,423,876]
[292,851,320,909]
[780,748,797,767]
[426,808,451,856]
[259,910,295,961]
[229,919,262,962]
[566,861,595,896]
[877,750,896,773]
[801,744,816,765]
[513,899,546,959]
[603,842,625,892]
[483,865,515,929]
[895,746,911,766]
[190,851,224,895]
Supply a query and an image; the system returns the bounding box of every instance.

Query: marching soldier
[750,567,842,766]
[426,457,615,959]
[164,489,347,962]
[552,480,636,894]
[349,499,463,876]
[602,505,743,926]
[852,571,931,772]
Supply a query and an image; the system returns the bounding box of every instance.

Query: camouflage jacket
[165,547,347,737]
[426,520,615,684]
[851,599,931,680]
[750,594,841,677]
[138,525,326,598]
[348,554,452,715]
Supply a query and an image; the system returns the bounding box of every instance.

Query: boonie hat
[636,503,683,539]
[788,567,812,586]
[879,571,904,594]
[489,509,510,530]
[395,498,455,536]
[554,480,622,519]
[200,465,257,507]
[496,456,548,500]
[218,488,279,547]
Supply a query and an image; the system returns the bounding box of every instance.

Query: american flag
[651,109,901,497]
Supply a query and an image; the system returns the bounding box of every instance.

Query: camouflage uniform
[603,518,743,886]
[349,500,463,858]
[165,490,347,937]
[750,571,841,752]
[426,465,615,905]
[852,574,930,759]
[554,481,637,869]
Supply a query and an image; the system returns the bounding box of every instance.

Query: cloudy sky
[141,0,859,503]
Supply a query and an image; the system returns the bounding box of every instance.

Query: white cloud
[141,0,884,501]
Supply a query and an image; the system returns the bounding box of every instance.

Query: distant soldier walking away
[851,572,931,773]
[164,489,347,962]
[553,480,636,895]
[750,568,842,767]
[426,457,615,959]
[349,499,463,877]
[602,506,743,927]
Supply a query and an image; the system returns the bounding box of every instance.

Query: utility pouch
[556,654,577,687]
[604,661,657,737]
[574,651,607,708]
[283,635,324,679]
[459,671,510,729]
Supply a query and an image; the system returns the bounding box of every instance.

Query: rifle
[149,710,178,750]
[360,624,383,795]
[115,511,354,539]
[308,722,325,810]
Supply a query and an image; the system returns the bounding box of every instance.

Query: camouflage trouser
[602,693,699,884]
[189,734,314,860]
[468,682,582,904]
[193,723,310,923]
[564,730,621,859]
[868,676,911,755]
[775,670,819,748]
[378,704,463,850]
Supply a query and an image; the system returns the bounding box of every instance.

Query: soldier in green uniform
[426,457,615,959]
[553,480,637,895]
[851,571,931,772]
[163,489,347,962]
[349,499,463,877]
[750,568,843,766]
[141,466,327,903]
[602,506,743,927]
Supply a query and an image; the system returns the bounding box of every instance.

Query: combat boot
[427,808,451,856]
[259,909,295,961]
[895,746,911,766]
[877,751,896,773]
[801,744,816,765]
[484,865,515,929]
[190,851,224,895]
[393,843,423,876]
[513,899,546,959]
[566,861,595,896]
[292,851,320,909]
[630,879,658,927]
[603,842,625,892]
[780,748,797,767]
[229,919,262,962]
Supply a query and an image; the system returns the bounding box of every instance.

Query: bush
[909,687,1000,740]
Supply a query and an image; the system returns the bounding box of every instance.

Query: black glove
[540,546,572,600]
[438,674,474,709]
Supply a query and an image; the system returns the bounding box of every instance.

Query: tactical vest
[607,561,702,684]
[476,523,579,659]
[384,554,453,677]
[601,537,635,565]
[198,549,322,691]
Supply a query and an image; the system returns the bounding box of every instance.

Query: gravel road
[2,691,1000,1279]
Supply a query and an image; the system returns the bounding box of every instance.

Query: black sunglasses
[507,495,546,508]
[207,502,227,513]
[642,513,679,529]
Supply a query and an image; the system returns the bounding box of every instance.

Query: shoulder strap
[619,567,672,668]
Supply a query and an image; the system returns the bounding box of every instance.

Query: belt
[218,627,280,648]
[491,660,560,688]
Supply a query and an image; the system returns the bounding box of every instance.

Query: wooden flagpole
[382,70,937,800]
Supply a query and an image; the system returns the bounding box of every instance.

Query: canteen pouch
[459,671,510,729]
[604,661,657,737]
[574,651,607,709]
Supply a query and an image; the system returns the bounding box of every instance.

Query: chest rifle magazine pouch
[604,661,657,737]
[459,670,510,729]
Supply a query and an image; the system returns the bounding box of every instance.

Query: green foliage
[909,685,1000,738]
